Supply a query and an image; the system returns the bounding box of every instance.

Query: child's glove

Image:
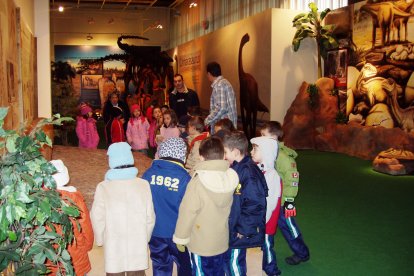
[284,200,296,218]
[176,244,186,253]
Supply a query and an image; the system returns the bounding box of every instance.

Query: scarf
[105,167,139,181]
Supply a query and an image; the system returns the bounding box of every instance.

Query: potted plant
[292,2,338,78]
[0,107,79,275]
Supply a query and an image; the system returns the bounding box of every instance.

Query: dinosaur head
[241,33,250,44]
[361,63,378,78]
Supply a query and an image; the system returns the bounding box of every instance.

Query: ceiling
[50,0,185,11]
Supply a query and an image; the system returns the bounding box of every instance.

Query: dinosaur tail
[257,99,269,113]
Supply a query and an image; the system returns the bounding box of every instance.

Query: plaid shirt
[205,76,237,132]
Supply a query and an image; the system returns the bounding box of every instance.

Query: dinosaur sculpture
[117,35,173,98]
[238,33,269,138]
[360,2,412,48]
[383,78,414,132]
[393,0,414,42]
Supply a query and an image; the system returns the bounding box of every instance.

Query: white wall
[270,9,317,122]
[35,0,51,118]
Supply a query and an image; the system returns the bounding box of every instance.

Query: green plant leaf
[8,230,17,241]
[62,205,80,217]
[0,107,9,121]
[292,12,307,23]
[320,8,331,21]
[309,2,318,14]
[5,137,17,153]
[61,249,71,261]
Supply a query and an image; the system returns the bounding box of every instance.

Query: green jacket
[275,142,299,205]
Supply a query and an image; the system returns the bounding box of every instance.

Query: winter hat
[50,159,70,187]
[107,142,134,169]
[158,137,187,164]
[130,104,141,113]
[80,105,92,116]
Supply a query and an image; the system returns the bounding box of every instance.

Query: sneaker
[285,255,310,265]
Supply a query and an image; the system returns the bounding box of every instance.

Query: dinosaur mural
[383,78,414,132]
[238,33,269,138]
[360,2,412,48]
[392,0,414,42]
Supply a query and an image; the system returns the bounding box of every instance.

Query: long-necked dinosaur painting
[238,33,269,138]
[360,2,412,48]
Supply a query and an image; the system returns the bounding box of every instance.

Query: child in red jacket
[49,160,94,276]
[105,106,126,146]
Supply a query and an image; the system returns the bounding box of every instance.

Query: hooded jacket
[276,142,299,205]
[142,159,191,238]
[251,136,282,235]
[76,116,99,149]
[229,155,267,248]
[173,160,239,256]
[126,117,150,150]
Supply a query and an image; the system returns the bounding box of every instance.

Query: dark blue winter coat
[228,156,268,249]
[142,159,191,238]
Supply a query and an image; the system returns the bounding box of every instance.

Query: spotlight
[156,24,163,29]
[58,6,64,12]
[86,34,93,40]
[189,2,197,8]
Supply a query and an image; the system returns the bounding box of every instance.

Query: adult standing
[102,91,130,131]
[204,62,238,133]
[169,74,200,120]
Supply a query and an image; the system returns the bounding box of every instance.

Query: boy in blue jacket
[142,137,192,275]
[222,131,268,276]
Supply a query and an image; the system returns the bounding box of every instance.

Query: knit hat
[107,142,134,169]
[130,104,141,113]
[50,159,70,187]
[80,105,92,116]
[158,137,187,163]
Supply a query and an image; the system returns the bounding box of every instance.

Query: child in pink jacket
[76,104,99,149]
[127,104,150,154]
[155,109,180,159]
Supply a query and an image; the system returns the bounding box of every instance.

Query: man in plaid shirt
[205,62,238,133]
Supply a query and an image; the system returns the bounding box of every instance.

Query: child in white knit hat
[48,159,94,276]
[90,142,155,276]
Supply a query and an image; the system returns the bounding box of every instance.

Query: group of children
[70,101,311,275]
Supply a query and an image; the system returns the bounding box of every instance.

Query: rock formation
[283,78,414,160]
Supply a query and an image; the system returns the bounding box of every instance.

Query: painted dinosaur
[393,0,414,42]
[382,78,414,132]
[360,2,412,48]
[238,33,269,138]
[355,63,388,106]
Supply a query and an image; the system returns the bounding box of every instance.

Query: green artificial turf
[274,150,414,276]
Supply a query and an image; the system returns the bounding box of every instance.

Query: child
[221,131,268,276]
[250,136,282,276]
[161,104,170,114]
[142,137,192,275]
[185,116,209,170]
[214,117,236,134]
[148,106,163,155]
[173,136,239,275]
[76,104,100,149]
[91,142,155,275]
[105,106,126,146]
[261,121,310,265]
[49,160,94,276]
[158,109,180,144]
[126,104,150,154]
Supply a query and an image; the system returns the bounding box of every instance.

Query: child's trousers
[262,234,281,276]
[190,251,226,276]
[277,208,310,259]
[223,248,247,276]
[149,236,192,276]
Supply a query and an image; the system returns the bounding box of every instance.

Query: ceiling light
[86,34,93,40]
[58,6,64,12]
[156,24,163,29]
[189,2,197,8]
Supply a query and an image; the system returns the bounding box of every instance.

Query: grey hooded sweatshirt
[173,159,239,256]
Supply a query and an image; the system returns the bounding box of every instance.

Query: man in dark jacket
[169,74,200,120]
[222,131,268,276]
